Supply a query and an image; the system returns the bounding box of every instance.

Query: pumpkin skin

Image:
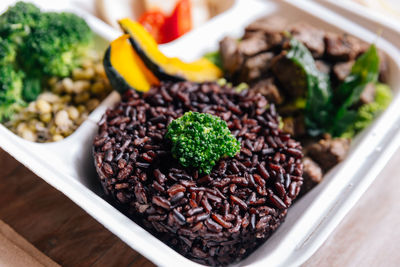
[118,18,222,83]
[103,34,159,93]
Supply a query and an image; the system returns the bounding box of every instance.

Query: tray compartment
[0,0,400,266]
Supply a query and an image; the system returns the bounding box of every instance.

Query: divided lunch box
[1,0,399,266]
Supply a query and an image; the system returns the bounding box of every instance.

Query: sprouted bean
[6,51,112,143]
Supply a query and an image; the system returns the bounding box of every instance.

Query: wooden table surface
[1,146,400,267]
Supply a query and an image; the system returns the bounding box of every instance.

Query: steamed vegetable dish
[215,16,392,193]
[0,2,111,142]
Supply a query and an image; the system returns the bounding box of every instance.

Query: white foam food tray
[1,0,400,266]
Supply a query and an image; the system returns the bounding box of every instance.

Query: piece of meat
[242,31,285,54]
[243,30,264,40]
[290,23,325,58]
[244,16,286,52]
[238,36,269,57]
[301,157,323,194]
[307,135,351,171]
[278,103,302,117]
[245,16,287,34]
[315,60,331,75]
[251,78,283,104]
[282,117,295,136]
[241,52,274,81]
[324,32,367,61]
[359,82,376,105]
[219,36,243,77]
[333,60,354,82]
[271,52,307,98]
[282,115,306,137]
[294,116,306,137]
[265,32,286,52]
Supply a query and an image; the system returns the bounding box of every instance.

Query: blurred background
[94,0,235,43]
[94,0,400,43]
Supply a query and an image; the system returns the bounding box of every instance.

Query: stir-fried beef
[333,60,354,82]
[251,78,283,104]
[290,23,325,58]
[301,157,323,194]
[307,136,350,172]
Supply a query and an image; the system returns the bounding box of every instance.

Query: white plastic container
[1,0,400,266]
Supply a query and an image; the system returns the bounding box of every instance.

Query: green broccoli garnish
[0,65,25,121]
[20,12,93,77]
[22,76,41,102]
[0,2,41,44]
[341,83,392,138]
[166,111,241,174]
[0,37,17,66]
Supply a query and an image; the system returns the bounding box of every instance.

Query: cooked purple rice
[93,81,303,266]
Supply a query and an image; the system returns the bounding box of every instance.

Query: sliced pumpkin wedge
[103,34,159,93]
[118,18,222,83]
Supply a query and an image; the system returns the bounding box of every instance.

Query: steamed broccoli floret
[0,37,16,66]
[0,2,41,43]
[0,65,25,121]
[341,83,392,138]
[374,83,392,107]
[22,76,41,102]
[20,12,93,77]
[166,111,241,174]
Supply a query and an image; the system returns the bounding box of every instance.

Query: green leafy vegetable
[0,38,16,66]
[166,111,240,174]
[283,40,387,138]
[0,2,41,44]
[22,77,41,102]
[20,11,93,77]
[203,51,223,70]
[285,38,333,136]
[330,45,380,136]
[340,83,392,138]
[0,65,25,121]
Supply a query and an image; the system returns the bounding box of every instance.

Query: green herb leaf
[340,83,392,138]
[286,38,333,136]
[330,45,380,136]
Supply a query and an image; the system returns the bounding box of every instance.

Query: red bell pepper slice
[138,10,166,44]
[138,0,192,44]
[162,0,192,43]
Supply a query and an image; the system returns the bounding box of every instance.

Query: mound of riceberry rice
[93,81,304,265]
